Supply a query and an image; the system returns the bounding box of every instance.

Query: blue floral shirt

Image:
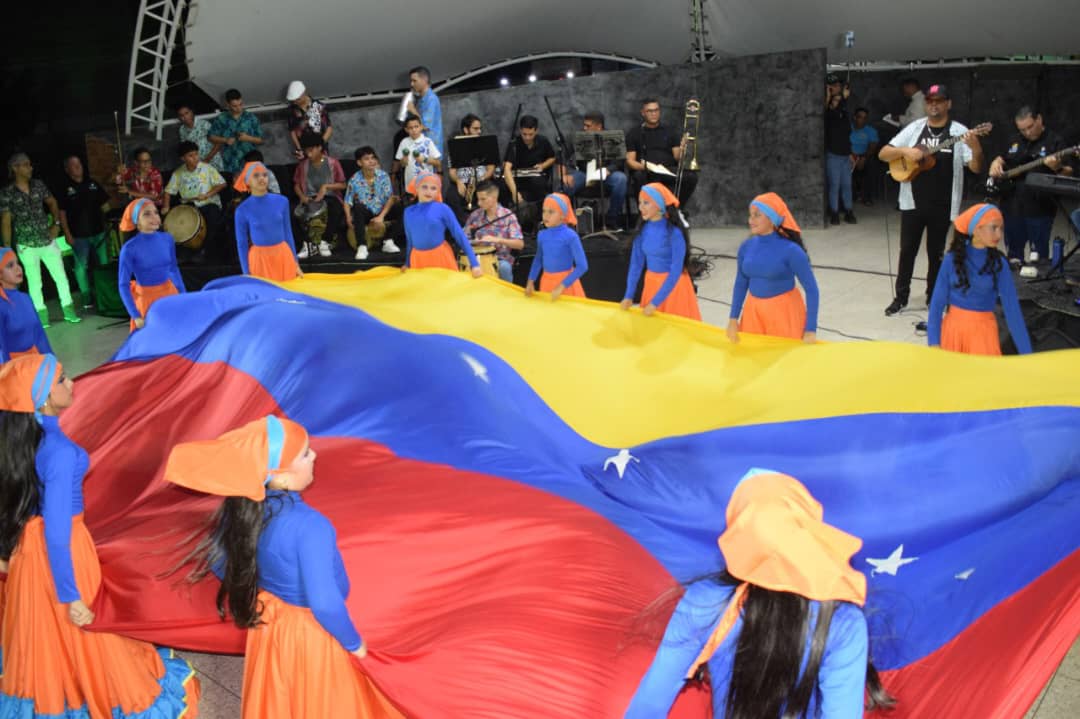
[209,110,262,172]
[345,169,393,215]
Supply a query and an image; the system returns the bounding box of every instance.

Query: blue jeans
[562,169,628,219]
[825,153,853,213]
[72,232,108,296]
[498,259,513,283]
[1004,214,1053,260]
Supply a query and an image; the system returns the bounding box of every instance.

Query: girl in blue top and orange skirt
[117,198,187,331]
[727,193,819,343]
[403,172,481,276]
[625,470,894,718]
[0,247,51,361]
[233,162,304,282]
[620,183,701,320]
[0,353,199,718]
[525,193,588,300]
[165,416,403,719]
[927,203,1031,356]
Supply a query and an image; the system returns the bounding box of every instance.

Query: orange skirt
[249,242,300,282]
[539,269,585,297]
[129,279,179,333]
[409,243,457,270]
[644,270,701,321]
[0,515,199,717]
[739,287,806,339]
[9,347,41,359]
[941,306,1002,355]
[242,591,404,719]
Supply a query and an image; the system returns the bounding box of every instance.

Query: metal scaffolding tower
[689,0,715,62]
[125,0,189,139]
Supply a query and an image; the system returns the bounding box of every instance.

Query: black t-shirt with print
[911,122,956,212]
[56,176,109,237]
[1001,128,1070,217]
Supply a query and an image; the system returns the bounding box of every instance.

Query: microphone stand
[504,103,523,218]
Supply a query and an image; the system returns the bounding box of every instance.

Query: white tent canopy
[182,0,1077,106]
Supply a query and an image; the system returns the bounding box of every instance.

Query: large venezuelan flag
[65,269,1079,718]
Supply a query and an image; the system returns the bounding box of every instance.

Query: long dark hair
[776,226,809,257]
[0,411,43,560]
[949,230,1004,293]
[177,493,290,627]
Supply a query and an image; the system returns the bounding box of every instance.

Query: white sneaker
[318,241,332,258]
[297,243,312,260]
[355,245,369,261]
[382,239,401,254]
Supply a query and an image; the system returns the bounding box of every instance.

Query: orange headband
[407,172,443,203]
[750,192,801,234]
[954,203,1003,235]
[639,182,679,210]
[0,353,63,419]
[119,198,151,232]
[0,247,14,303]
[542,193,576,226]
[233,161,268,193]
[164,416,309,502]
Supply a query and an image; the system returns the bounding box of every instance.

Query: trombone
[675,98,701,200]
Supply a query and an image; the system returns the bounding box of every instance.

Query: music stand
[448,135,500,178]
[572,130,626,233]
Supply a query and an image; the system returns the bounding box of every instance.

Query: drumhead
[163,205,202,243]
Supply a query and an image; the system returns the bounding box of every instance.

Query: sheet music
[585,160,609,183]
[645,161,675,177]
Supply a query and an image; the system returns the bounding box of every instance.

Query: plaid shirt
[464,206,522,264]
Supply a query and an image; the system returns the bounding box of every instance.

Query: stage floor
[38,206,1080,718]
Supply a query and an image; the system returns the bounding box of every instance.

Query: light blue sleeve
[816,604,869,719]
[624,582,728,718]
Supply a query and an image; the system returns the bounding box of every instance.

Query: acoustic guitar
[985,145,1080,197]
[888,123,993,183]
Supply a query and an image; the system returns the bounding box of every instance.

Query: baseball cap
[926,84,949,100]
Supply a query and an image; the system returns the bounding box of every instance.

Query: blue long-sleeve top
[730,232,820,332]
[927,244,1032,354]
[35,414,89,604]
[528,223,588,287]
[404,201,478,269]
[212,491,362,651]
[117,231,187,319]
[625,580,868,718]
[234,194,298,275]
[0,288,51,361]
[623,219,687,307]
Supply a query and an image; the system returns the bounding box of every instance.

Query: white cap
[285,81,306,102]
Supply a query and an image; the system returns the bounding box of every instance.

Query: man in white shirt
[878,84,984,315]
[884,77,927,129]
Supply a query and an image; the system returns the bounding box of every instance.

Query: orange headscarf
[0,246,15,303]
[639,182,679,210]
[750,193,801,234]
[233,161,268,193]
[119,198,151,232]
[164,416,309,502]
[685,469,866,677]
[542,193,576,226]
[407,172,443,203]
[0,353,62,422]
[954,203,1003,235]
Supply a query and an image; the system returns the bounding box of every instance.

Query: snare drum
[163,204,207,250]
[459,243,499,277]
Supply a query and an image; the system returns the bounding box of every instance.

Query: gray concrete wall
[121,49,828,228]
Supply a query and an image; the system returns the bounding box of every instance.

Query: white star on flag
[866,544,919,577]
[954,568,975,581]
[603,449,639,478]
[460,353,490,384]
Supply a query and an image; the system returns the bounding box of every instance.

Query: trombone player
[625,98,699,207]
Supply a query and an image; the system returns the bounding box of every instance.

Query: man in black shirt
[502,115,557,206]
[988,106,1075,264]
[824,74,856,225]
[57,154,110,309]
[625,98,698,206]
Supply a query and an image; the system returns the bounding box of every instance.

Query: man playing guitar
[878,84,986,316]
[988,106,1076,264]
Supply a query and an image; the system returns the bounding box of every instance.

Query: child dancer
[165,416,403,718]
[727,193,818,343]
[525,193,587,300]
[625,470,894,717]
[0,248,51,360]
[233,162,303,281]
[620,183,700,319]
[403,172,481,276]
[117,198,186,331]
[928,202,1031,355]
[0,354,199,718]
